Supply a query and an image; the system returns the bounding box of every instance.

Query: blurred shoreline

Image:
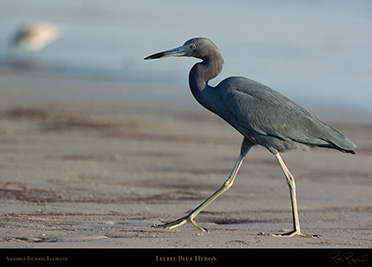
[1,61,372,123]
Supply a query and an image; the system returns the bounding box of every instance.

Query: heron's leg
[266,153,319,238]
[152,138,253,232]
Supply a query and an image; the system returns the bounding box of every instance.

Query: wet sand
[0,70,371,248]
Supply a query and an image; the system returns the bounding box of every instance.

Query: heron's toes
[189,218,208,232]
[258,230,320,238]
[152,216,208,232]
[152,218,187,230]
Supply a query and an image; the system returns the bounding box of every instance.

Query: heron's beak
[144,45,189,60]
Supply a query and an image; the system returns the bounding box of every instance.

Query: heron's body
[195,75,355,154]
[144,37,356,237]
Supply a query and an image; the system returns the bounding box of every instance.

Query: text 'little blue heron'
[144,37,356,237]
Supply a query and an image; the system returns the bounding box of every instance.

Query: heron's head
[144,37,221,61]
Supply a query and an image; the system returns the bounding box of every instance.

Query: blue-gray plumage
[144,37,356,237]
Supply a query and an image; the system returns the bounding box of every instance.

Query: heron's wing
[218,77,355,152]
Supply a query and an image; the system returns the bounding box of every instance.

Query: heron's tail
[319,123,356,154]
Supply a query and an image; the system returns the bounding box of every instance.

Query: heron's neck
[189,54,224,93]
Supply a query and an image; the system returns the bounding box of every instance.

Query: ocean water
[1,0,371,113]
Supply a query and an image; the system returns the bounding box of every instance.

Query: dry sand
[0,69,371,248]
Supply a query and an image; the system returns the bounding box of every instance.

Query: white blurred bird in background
[10,22,62,52]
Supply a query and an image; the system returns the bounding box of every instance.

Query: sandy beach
[0,68,371,248]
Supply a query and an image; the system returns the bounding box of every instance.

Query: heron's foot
[152,216,208,232]
[258,229,320,238]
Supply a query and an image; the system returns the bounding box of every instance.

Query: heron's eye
[189,44,196,50]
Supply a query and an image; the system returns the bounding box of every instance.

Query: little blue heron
[144,37,356,237]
